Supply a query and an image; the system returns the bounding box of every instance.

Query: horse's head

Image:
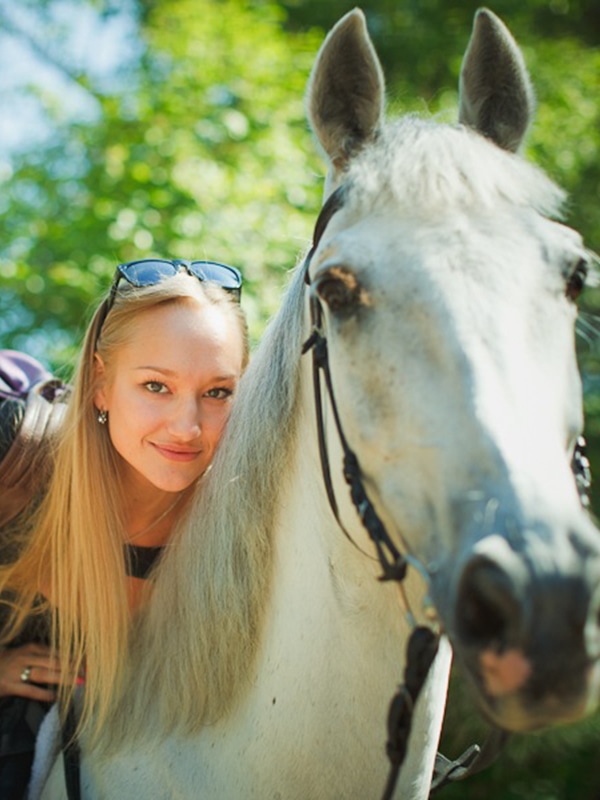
[306,8,600,732]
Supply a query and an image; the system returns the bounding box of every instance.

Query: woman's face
[94,299,245,499]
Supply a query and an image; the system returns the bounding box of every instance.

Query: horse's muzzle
[441,526,600,732]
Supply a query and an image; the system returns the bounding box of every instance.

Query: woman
[0,258,248,792]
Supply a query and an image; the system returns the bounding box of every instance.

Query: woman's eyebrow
[133,366,238,382]
[133,366,176,375]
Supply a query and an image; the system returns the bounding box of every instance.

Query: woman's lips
[151,443,201,462]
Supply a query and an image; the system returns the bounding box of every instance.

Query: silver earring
[97,409,108,425]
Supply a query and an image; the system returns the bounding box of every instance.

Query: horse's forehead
[314,120,581,286]
[313,203,582,416]
[316,203,570,303]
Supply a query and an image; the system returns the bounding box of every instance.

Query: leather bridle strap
[383,627,440,800]
[301,299,407,581]
[301,185,407,580]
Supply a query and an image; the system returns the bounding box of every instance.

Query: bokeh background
[1,1,599,796]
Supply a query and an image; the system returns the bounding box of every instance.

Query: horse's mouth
[457,646,598,733]
[473,687,591,733]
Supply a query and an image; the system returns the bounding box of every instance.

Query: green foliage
[2,0,599,365]
[0,0,324,366]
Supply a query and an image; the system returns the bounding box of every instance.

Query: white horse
[36,8,600,800]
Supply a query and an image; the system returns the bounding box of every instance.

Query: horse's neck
[251,387,453,794]
[279,357,429,633]
[262,358,432,694]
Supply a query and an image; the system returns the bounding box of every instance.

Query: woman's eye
[205,387,233,400]
[144,381,168,394]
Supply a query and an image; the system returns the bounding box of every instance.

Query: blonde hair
[0,272,248,740]
[99,264,308,752]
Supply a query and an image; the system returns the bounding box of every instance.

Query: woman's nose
[168,399,202,439]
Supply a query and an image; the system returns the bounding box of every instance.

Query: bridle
[301,195,407,583]
[300,185,508,798]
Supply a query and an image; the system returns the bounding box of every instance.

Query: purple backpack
[0,350,69,527]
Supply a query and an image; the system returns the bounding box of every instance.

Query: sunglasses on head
[96,258,243,342]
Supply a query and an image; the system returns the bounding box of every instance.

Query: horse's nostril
[456,556,519,647]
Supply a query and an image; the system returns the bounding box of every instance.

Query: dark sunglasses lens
[119,260,178,287]
[190,261,242,290]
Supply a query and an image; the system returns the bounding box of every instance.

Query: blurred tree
[0,0,324,368]
[1,1,598,365]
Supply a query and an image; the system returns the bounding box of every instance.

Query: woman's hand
[0,642,63,703]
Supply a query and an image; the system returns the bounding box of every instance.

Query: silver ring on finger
[20,665,33,683]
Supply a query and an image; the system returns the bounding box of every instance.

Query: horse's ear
[459,8,535,153]
[307,9,385,184]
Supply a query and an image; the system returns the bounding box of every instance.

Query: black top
[124,544,165,580]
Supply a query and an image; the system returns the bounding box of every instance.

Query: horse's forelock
[346,117,566,221]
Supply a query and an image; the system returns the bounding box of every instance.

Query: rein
[301,186,506,798]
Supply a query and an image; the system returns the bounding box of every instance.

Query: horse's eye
[317,278,354,312]
[315,267,364,314]
[566,258,589,302]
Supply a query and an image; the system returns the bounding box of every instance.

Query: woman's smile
[151,442,202,462]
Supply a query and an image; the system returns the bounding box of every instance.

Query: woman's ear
[93,353,108,410]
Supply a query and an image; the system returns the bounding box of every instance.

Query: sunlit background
[1,1,599,797]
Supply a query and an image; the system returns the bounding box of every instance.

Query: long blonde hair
[99,263,308,752]
[0,272,248,739]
